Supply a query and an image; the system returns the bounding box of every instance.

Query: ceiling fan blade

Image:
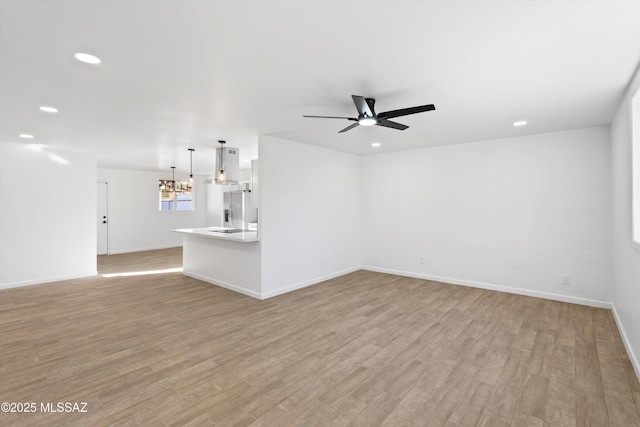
[365,98,376,115]
[351,95,374,117]
[303,115,357,120]
[376,119,408,131]
[339,122,360,133]
[378,104,435,120]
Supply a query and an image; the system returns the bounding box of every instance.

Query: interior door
[97,181,109,255]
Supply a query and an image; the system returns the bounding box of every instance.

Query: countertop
[173,227,259,243]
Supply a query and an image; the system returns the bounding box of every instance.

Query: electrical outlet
[561,275,571,286]
[419,256,425,265]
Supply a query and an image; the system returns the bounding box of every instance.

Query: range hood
[205,140,240,185]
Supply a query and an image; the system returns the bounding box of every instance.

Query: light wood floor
[1,248,639,426]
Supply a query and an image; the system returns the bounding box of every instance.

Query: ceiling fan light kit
[303,95,435,133]
[358,117,377,126]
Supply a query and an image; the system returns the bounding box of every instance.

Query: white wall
[97,168,207,254]
[0,143,97,288]
[362,127,612,306]
[259,135,362,297]
[611,65,640,377]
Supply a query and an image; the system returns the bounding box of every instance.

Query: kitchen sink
[209,228,246,234]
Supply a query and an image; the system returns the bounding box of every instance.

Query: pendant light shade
[215,141,226,184]
[188,148,195,185]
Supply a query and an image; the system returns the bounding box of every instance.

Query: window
[633,86,640,249]
[159,179,193,211]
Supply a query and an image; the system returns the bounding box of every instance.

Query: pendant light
[215,140,226,184]
[188,148,195,186]
[171,166,176,192]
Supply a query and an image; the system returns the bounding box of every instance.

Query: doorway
[97,181,109,255]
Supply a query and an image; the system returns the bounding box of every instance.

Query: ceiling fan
[303,95,435,133]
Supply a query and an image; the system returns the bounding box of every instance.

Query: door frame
[97,180,109,255]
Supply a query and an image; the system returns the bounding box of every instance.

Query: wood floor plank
[515,374,549,420]
[605,394,640,427]
[576,394,609,426]
[0,248,638,426]
[484,383,520,424]
[347,390,400,427]
[379,387,431,426]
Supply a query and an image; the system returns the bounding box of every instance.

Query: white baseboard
[361,266,612,309]
[107,244,182,255]
[182,270,262,300]
[611,304,640,381]
[261,266,362,300]
[0,270,98,290]
[185,267,361,300]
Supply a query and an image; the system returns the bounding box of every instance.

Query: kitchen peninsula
[173,227,261,299]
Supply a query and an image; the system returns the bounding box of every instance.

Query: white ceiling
[1,0,640,175]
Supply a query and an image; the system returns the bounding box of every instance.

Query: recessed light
[74,52,101,64]
[371,142,381,148]
[40,106,59,113]
[513,120,527,127]
[19,134,34,139]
